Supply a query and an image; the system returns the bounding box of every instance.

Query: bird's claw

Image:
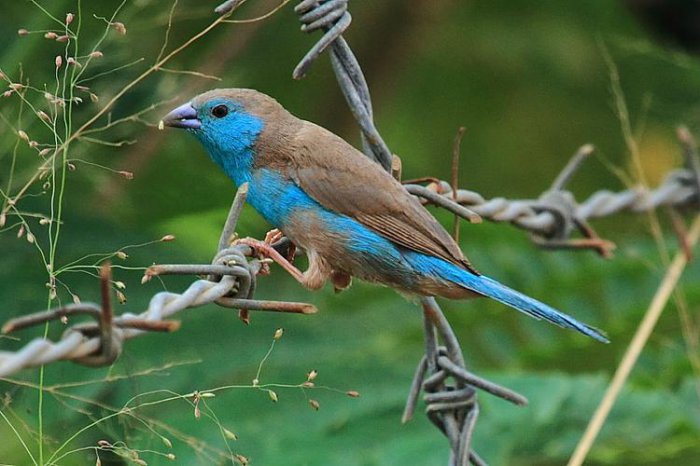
[264,228,297,263]
[264,228,285,245]
[233,237,305,283]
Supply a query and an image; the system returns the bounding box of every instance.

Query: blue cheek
[194,111,265,186]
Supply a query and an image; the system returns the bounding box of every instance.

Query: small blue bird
[162,88,607,343]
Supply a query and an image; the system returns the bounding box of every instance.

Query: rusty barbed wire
[2,2,699,466]
[284,1,531,464]
[406,137,700,258]
[0,184,316,378]
[276,2,700,465]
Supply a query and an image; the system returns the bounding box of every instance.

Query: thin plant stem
[568,214,700,466]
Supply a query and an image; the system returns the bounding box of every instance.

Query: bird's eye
[211,105,229,118]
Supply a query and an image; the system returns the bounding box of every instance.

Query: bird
[161,88,608,343]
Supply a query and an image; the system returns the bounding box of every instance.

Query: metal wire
[283,2,700,465]
[2,2,699,466]
[0,184,317,378]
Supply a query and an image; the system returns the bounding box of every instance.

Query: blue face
[165,97,265,185]
[195,98,265,183]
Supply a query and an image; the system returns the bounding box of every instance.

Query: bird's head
[161,88,286,177]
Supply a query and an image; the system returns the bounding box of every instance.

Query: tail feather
[463,274,609,343]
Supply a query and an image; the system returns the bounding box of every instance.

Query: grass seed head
[111,22,127,35]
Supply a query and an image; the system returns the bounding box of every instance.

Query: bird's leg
[235,237,305,283]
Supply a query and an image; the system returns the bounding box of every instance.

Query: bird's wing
[285,122,478,274]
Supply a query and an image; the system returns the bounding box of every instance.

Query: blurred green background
[1,0,700,464]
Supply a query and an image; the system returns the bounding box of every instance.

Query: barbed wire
[283,2,700,466]
[406,137,700,258]
[2,2,700,466]
[0,184,316,378]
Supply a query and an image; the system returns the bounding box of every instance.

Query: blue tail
[461,273,609,343]
[403,251,608,342]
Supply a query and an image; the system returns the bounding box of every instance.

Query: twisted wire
[0,185,316,378]
[274,2,699,464]
[286,2,511,464]
[412,167,699,237]
[2,3,699,466]
[292,0,394,170]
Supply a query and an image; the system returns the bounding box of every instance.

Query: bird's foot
[235,237,305,283]
[264,228,284,245]
[264,228,297,263]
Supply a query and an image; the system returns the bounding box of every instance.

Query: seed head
[18,29,29,36]
[55,35,70,43]
[65,13,74,25]
[37,110,51,122]
[273,327,284,340]
[308,399,320,410]
[67,57,81,68]
[55,56,63,68]
[17,130,28,141]
[3,91,12,98]
[89,51,104,58]
[160,234,176,242]
[111,22,127,35]
[39,148,52,157]
[44,32,57,39]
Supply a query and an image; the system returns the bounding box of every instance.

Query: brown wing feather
[283,122,478,274]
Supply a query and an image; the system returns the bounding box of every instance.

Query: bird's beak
[160,102,201,130]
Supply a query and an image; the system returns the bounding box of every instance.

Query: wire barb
[293,0,393,170]
[402,297,525,466]
[0,185,315,377]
